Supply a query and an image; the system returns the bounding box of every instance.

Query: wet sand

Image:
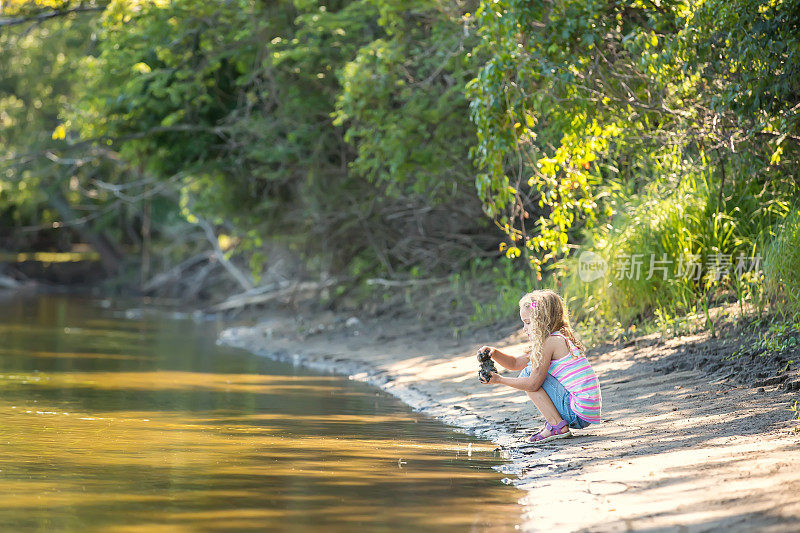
[220,311,800,532]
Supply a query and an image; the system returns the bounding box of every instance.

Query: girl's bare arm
[488,339,555,391]
[493,373,539,391]
[480,346,528,371]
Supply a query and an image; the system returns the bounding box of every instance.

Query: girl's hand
[479,371,501,385]
[477,346,496,360]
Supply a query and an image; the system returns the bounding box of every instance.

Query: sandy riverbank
[219,310,800,532]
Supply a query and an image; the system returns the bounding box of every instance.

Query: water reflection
[0,296,521,531]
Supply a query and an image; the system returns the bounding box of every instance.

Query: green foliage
[466,0,800,298]
[763,208,800,315]
[466,0,682,277]
[3,0,800,335]
[72,0,280,213]
[449,256,542,326]
[60,0,494,277]
[731,320,800,360]
[463,0,800,331]
[0,12,87,232]
[790,401,800,429]
[652,306,699,339]
[332,2,481,201]
[558,160,791,330]
[684,0,800,136]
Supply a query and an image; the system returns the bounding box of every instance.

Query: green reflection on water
[0,295,522,532]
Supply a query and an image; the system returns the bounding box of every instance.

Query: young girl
[479,289,602,443]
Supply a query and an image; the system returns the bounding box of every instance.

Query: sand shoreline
[219,311,800,532]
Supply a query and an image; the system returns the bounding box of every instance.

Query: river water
[0,295,522,531]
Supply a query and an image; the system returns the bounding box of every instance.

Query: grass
[550,165,796,347]
[790,401,800,433]
[730,318,800,361]
[763,207,800,316]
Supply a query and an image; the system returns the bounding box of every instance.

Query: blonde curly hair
[519,289,586,371]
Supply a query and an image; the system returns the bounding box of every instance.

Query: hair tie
[529,301,538,309]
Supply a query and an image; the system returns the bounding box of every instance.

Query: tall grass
[762,207,800,317]
[561,175,706,327]
[455,167,795,345]
[558,170,790,335]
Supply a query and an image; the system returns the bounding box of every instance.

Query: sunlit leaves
[51,123,66,140]
[467,0,800,285]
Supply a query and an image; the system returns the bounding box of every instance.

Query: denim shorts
[519,366,591,430]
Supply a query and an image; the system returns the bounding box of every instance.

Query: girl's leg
[525,388,564,426]
[525,375,572,440]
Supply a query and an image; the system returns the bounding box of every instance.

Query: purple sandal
[526,420,573,443]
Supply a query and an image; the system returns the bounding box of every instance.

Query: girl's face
[520,310,534,338]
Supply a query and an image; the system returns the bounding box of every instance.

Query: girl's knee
[525,387,547,399]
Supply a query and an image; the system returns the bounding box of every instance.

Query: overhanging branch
[0,5,106,28]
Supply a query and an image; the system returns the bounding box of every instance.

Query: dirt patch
[650,317,800,393]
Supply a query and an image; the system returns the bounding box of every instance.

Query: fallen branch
[209,279,340,312]
[366,277,449,288]
[195,217,254,292]
[0,5,106,28]
[141,251,213,293]
[0,275,22,289]
[182,261,220,301]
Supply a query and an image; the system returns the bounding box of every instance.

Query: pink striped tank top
[548,331,602,423]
